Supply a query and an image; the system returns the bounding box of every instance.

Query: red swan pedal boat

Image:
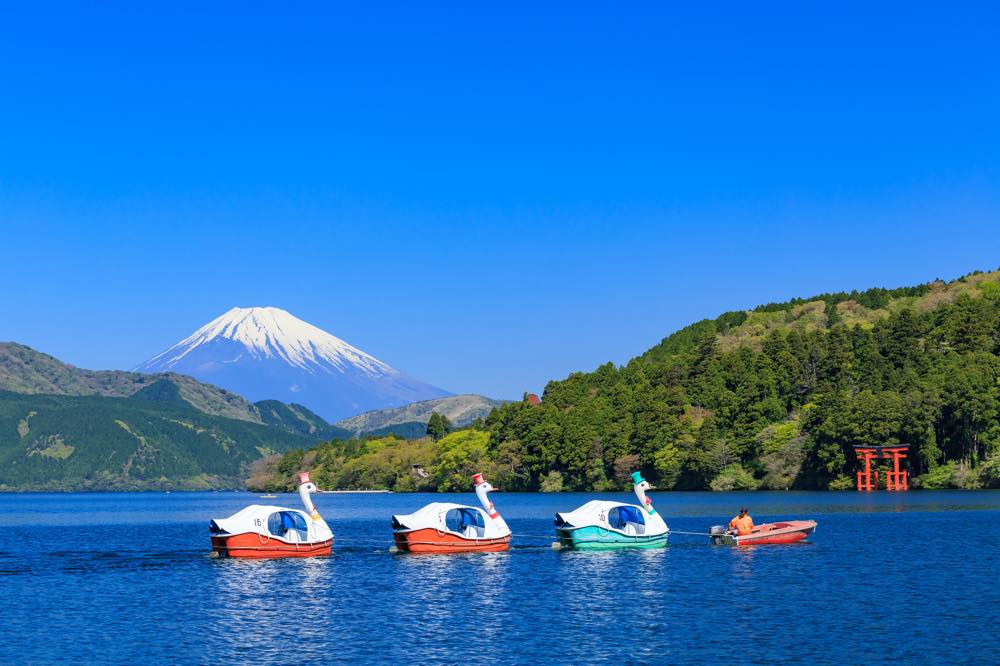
[209,472,333,558]
[391,473,511,554]
[710,520,817,546]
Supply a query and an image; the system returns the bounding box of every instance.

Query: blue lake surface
[2,490,999,664]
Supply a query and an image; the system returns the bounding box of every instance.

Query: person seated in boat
[729,507,754,536]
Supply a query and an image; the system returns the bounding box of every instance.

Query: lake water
[2,490,999,664]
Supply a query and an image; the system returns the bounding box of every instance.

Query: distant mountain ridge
[134,307,450,421]
[0,343,357,490]
[0,389,317,491]
[0,342,262,423]
[335,394,505,437]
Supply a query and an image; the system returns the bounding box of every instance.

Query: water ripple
[1,491,998,664]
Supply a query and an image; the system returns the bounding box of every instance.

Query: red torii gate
[853,445,909,491]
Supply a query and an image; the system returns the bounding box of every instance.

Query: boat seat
[446,508,486,538]
[608,506,646,534]
[268,511,310,542]
[622,522,646,536]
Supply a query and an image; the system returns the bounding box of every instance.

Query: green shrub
[827,475,854,490]
[653,443,682,489]
[916,463,959,489]
[978,452,1000,489]
[433,430,493,492]
[709,464,759,491]
[915,462,983,489]
[759,435,805,490]
[539,470,565,492]
[953,463,982,489]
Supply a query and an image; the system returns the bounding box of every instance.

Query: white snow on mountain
[141,307,394,377]
[134,307,449,421]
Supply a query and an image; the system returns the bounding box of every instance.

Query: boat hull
[556,526,669,550]
[211,533,333,559]
[393,528,510,554]
[716,520,817,546]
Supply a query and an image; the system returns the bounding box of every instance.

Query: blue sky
[1,2,998,400]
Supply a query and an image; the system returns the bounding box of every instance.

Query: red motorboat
[710,520,817,546]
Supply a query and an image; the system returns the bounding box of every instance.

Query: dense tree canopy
[256,272,1000,492]
[484,275,1000,490]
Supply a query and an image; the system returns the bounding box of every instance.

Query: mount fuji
[134,307,450,422]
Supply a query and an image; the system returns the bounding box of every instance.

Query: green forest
[0,386,318,491]
[255,270,1000,492]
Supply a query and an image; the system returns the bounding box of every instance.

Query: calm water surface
[2,490,998,664]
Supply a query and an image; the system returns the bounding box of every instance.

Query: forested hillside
[247,430,490,493]
[0,387,318,490]
[261,270,1000,492]
[485,270,1000,490]
[0,343,349,439]
[254,399,348,440]
[0,342,264,423]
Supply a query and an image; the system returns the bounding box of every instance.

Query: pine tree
[426,412,453,441]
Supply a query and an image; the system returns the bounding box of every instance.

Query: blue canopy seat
[267,511,309,542]
[445,508,486,538]
[608,506,646,535]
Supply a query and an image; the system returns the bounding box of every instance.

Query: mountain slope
[254,399,349,440]
[135,307,450,422]
[0,342,262,423]
[0,389,318,490]
[335,394,505,437]
[483,268,1000,491]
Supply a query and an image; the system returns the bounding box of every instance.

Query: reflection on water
[388,550,514,657]
[1,491,999,664]
[209,556,340,658]
[470,553,510,646]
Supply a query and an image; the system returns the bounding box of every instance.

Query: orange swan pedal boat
[391,473,511,554]
[209,472,333,558]
[710,520,817,546]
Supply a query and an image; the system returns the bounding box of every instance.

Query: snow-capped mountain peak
[141,306,393,376]
[134,307,449,421]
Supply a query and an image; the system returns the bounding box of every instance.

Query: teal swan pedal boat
[554,472,669,550]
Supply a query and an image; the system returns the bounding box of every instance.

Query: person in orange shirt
[729,507,754,536]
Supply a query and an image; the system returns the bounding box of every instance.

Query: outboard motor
[710,525,728,545]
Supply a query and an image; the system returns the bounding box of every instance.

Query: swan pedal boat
[210,473,333,558]
[392,473,510,554]
[711,520,817,546]
[554,472,669,550]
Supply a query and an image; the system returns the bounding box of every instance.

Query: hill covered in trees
[260,269,1000,492]
[0,345,350,490]
[486,270,1000,491]
[0,385,320,490]
[0,343,348,438]
[0,342,264,423]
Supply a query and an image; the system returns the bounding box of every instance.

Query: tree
[433,430,492,491]
[426,412,453,441]
[245,272,1000,493]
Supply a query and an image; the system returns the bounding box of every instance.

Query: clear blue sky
[2,2,998,400]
